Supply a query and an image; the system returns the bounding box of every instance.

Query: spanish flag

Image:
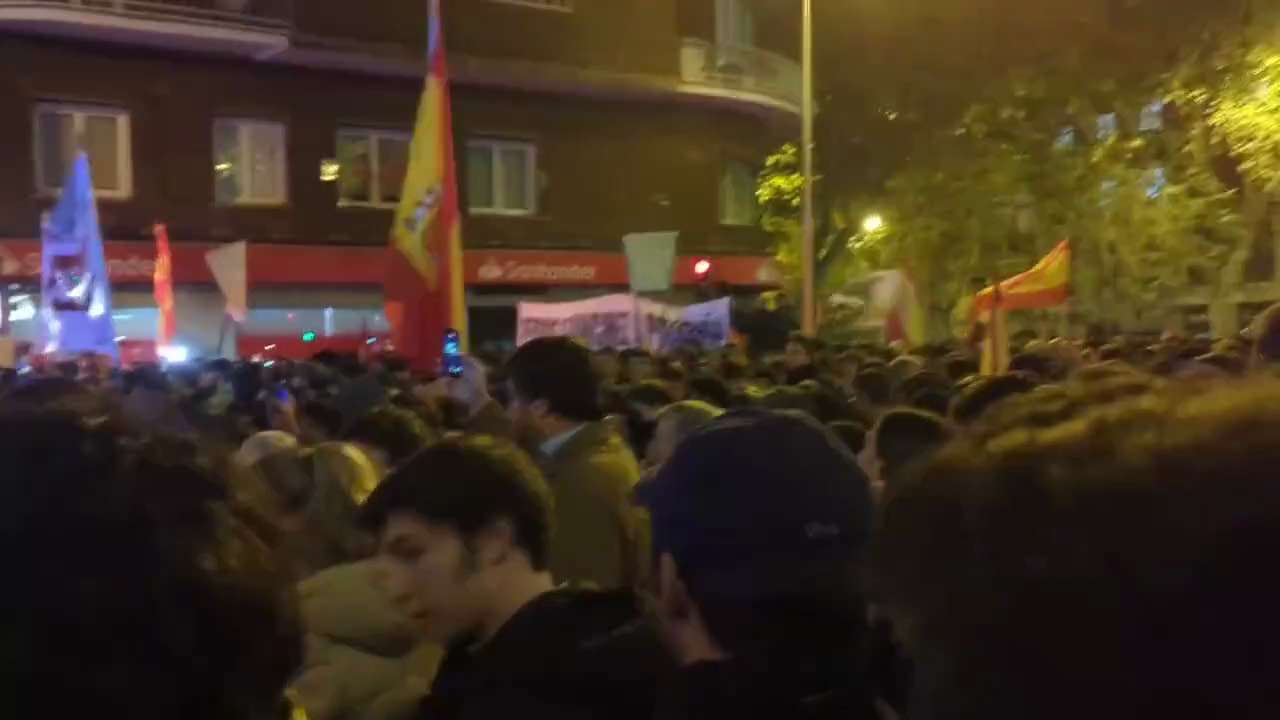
[973,240,1070,375]
[387,0,466,370]
[974,240,1071,314]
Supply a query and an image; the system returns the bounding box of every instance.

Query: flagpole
[0,283,9,337]
[216,314,231,359]
[800,0,816,337]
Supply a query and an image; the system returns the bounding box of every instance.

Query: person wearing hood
[637,410,885,720]
[238,443,440,720]
[362,435,667,720]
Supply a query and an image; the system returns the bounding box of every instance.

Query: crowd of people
[10,302,1280,720]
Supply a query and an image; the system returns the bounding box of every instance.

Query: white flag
[622,231,678,293]
[206,241,247,322]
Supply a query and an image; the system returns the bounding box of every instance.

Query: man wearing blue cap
[637,409,883,719]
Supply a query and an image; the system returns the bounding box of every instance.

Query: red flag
[153,222,176,347]
[387,0,467,371]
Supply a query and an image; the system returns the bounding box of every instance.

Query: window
[1139,101,1165,133]
[1146,167,1168,199]
[33,104,132,199]
[489,0,572,10]
[336,128,410,207]
[719,161,757,226]
[1096,113,1118,141]
[1054,126,1077,150]
[213,119,287,206]
[716,0,755,47]
[466,139,537,215]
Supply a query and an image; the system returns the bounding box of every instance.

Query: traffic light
[301,331,317,343]
[693,258,712,281]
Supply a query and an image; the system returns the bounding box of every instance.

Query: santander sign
[475,256,599,284]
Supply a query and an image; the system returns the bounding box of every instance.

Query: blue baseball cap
[636,409,873,596]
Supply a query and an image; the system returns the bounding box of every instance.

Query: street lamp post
[800,0,816,336]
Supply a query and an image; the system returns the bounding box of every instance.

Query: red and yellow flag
[972,240,1070,375]
[153,222,175,347]
[974,240,1071,314]
[387,0,466,370]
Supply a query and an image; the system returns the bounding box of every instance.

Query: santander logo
[0,245,22,276]
[475,256,598,283]
[477,258,505,282]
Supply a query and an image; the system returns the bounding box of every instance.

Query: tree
[755,142,871,337]
[768,0,1266,338]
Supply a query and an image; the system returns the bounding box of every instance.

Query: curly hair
[874,379,1280,720]
[4,409,301,720]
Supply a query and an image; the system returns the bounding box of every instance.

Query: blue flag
[40,152,118,361]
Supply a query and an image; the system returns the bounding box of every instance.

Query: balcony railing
[1,0,292,56]
[31,0,291,28]
[679,38,802,111]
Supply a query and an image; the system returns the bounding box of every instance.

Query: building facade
[0,0,799,356]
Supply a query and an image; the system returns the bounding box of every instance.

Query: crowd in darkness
[10,301,1280,720]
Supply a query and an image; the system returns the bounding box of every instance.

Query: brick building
[0,0,799,355]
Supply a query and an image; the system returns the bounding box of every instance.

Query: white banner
[516,294,731,352]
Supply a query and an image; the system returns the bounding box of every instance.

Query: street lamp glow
[862,214,886,233]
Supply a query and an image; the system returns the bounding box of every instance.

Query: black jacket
[654,654,882,720]
[419,588,667,720]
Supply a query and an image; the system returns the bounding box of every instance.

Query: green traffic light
[302,331,317,343]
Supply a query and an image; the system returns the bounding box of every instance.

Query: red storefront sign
[0,240,779,288]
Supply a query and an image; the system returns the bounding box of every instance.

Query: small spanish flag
[386,0,467,370]
[153,222,176,347]
[974,240,1071,375]
[974,240,1071,314]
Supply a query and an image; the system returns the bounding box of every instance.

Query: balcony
[0,0,292,58]
[678,38,802,114]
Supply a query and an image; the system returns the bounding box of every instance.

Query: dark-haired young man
[504,336,644,589]
[638,409,882,719]
[363,436,665,720]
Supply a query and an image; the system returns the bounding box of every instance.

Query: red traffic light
[693,258,712,278]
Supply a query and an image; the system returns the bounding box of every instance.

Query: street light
[801,0,816,336]
[862,213,885,234]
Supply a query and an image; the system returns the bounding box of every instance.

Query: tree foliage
[757,0,1272,337]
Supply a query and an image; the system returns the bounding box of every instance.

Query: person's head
[612,380,671,459]
[1251,302,1280,368]
[638,410,872,664]
[343,404,434,472]
[646,400,724,468]
[853,367,893,408]
[942,351,977,381]
[873,379,1280,720]
[950,372,1038,425]
[655,358,689,400]
[859,408,953,491]
[687,374,731,409]
[236,430,299,469]
[909,386,953,416]
[244,444,376,576]
[1008,350,1063,382]
[625,380,677,416]
[505,337,602,444]
[362,436,554,646]
[784,333,815,371]
[593,347,622,384]
[620,348,655,383]
[887,355,925,383]
[300,400,344,442]
[827,420,868,455]
[6,409,301,719]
